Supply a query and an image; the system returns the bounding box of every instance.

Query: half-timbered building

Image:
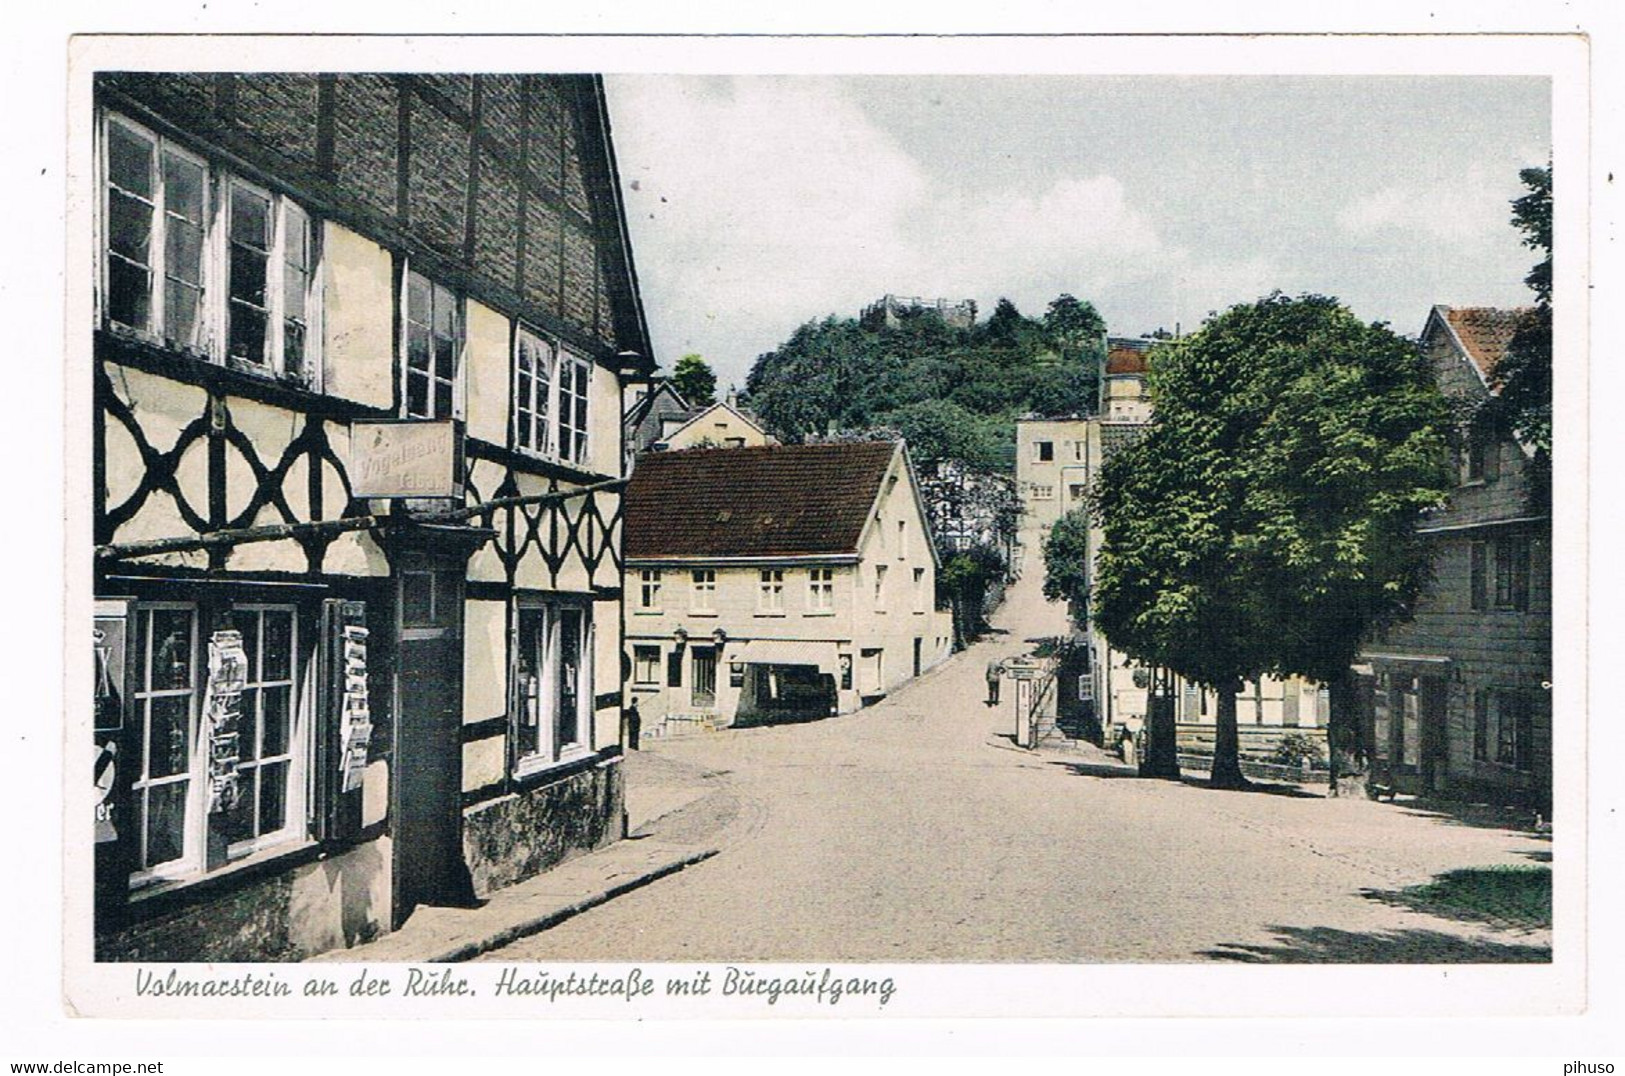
[90,72,654,960]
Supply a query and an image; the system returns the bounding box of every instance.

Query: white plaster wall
[321,221,395,412]
[463,599,508,722]
[465,300,511,448]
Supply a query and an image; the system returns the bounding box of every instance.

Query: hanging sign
[202,629,248,814]
[338,625,372,794]
[349,420,461,498]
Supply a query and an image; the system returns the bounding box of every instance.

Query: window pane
[283,203,310,270]
[219,775,255,845]
[229,304,268,365]
[283,320,306,370]
[108,191,152,262]
[262,612,292,681]
[145,781,188,867]
[406,372,429,419]
[162,152,205,222]
[261,686,291,757]
[407,323,430,374]
[230,187,270,249]
[150,610,193,690]
[259,761,288,834]
[407,272,431,327]
[557,608,582,745]
[165,218,204,286]
[237,687,262,762]
[235,612,260,682]
[434,381,453,420]
[230,245,268,308]
[107,257,151,330]
[434,333,456,382]
[148,695,191,778]
[164,282,200,346]
[433,284,456,336]
[108,123,154,197]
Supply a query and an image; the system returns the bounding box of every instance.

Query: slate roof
[624,441,899,559]
[1439,306,1532,382]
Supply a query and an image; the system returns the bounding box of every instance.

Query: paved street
[482,534,1551,964]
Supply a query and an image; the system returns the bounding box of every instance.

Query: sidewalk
[309,751,722,964]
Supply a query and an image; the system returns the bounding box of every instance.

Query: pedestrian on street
[986,658,1004,706]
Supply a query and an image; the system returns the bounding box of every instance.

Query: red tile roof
[1439,306,1532,382]
[1105,345,1149,375]
[624,441,898,559]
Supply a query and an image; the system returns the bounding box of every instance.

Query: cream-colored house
[623,442,954,734]
[657,399,773,452]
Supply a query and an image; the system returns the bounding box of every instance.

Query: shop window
[128,602,307,885]
[632,645,661,686]
[513,601,591,773]
[402,268,462,420]
[100,112,320,384]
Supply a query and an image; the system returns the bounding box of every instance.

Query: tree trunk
[1326,670,1371,799]
[1140,673,1182,780]
[1210,682,1251,789]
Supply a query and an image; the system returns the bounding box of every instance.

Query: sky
[603,75,1550,391]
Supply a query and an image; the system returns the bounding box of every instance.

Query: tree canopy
[671,353,718,409]
[743,294,1108,470]
[1083,293,1453,785]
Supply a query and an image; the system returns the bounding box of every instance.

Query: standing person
[985,658,1004,706]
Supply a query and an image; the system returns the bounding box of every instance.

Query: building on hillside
[1353,305,1551,809]
[90,72,654,960]
[1015,338,1326,752]
[624,385,774,459]
[859,294,978,332]
[622,442,954,735]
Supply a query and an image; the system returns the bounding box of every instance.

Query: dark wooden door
[691,646,716,708]
[392,566,467,925]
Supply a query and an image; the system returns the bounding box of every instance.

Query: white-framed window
[1033,440,1054,462]
[402,267,462,420]
[637,569,662,612]
[913,567,926,613]
[100,111,321,384]
[514,326,555,455]
[874,564,888,610]
[632,644,661,686]
[513,600,592,772]
[1031,484,1055,501]
[128,602,308,886]
[557,350,592,466]
[807,568,834,613]
[217,606,301,856]
[691,569,716,613]
[758,569,785,614]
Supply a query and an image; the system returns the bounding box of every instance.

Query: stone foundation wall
[461,757,625,898]
[96,836,392,963]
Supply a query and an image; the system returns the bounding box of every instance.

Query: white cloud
[608,76,1180,386]
[1337,165,1522,243]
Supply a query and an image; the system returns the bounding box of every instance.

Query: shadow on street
[1358,865,1551,932]
[1198,925,1552,963]
[1388,796,1548,834]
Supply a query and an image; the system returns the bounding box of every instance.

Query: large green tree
[1476,163,1552,513]
[1088,294,1452,790]
[671,353,718,408]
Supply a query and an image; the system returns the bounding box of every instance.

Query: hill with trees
[742,294,1107,472]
